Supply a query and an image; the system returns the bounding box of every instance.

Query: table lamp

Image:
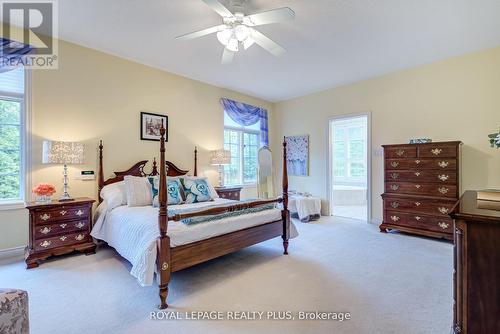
[42,141,84,201]
[210,149,231,187]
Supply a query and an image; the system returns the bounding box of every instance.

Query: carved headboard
[97,141,198,202]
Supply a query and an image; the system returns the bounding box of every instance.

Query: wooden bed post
[98,140,104,203]
[194,146,198,176]
[282,137,290,255]
[157,122,171,309]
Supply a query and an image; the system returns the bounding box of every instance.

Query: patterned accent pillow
[148,176,184,206]
[180,177,213,203]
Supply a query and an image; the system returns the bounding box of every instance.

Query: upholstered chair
[0,289,29,334]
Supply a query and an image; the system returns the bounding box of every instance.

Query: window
[332,118,367,185]
[0,67,26,203]
[223,111,259,186]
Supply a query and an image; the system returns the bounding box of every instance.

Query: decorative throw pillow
[123,176,153,207]
[181,176,219,199]
[100,181,127,211]
[180,177,213,203]
[148,176,184,206]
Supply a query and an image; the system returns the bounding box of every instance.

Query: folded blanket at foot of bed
[171,203,277,225]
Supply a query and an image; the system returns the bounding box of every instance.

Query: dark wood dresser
[25,197,96,268]
[380,141,461,240]
[215,186,242,201]
[450,190,500,334]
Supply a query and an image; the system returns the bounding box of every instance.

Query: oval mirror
[258,147,274,199]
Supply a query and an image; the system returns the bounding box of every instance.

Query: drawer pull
[40,240,51,248]
[438,161,449,168]
[75,234,85,241]
[60,210,68,216]
[40,213,51,221]
[415,159,421,164]
[40,227,51,235]
[415,216,422,221]
[438,222,450,230]
[415,202,421,206]
[75,209,84,217]
[390,202,399,209]
[390,161,399,168]
[60,236,67,241]
[390,173,399,180]
[75,222,85,229]
[390,215,400,222]
[431,148,443,156]
[414,172,421,176]
[60,224,67,229]
[438,187,449,194]
[390,184,399,191]
[395,149,405,157]
[438,174,449,182]
[415,184,421,189]
[438,207,449,214]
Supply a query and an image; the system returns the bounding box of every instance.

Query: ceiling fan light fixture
[226,37,239,52]
[216,28,232,46]
[234,24,250,42]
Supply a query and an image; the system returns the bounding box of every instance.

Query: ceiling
[56,0,500,102]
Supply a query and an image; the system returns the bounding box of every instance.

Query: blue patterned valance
[1,38,34,72]
[221,97,269,147]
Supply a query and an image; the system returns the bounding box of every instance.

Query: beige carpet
[0,217,453,334]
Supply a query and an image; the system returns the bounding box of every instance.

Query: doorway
[328,114,370,221]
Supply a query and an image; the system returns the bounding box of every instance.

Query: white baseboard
[0,246,25,260]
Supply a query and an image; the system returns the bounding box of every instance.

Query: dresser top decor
[380,141,462,240]
[489,128,500,148]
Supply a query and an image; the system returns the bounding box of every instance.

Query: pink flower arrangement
[32,183,56,197]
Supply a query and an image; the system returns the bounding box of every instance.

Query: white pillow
[100,181,127,211]
[123,176,153,207]
[179,176,219,199]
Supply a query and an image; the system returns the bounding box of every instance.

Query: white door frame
[326,112,372,222]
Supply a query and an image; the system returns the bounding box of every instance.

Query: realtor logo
[1,0,58,69]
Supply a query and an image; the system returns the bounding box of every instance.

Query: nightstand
[25,197,96,269]
[215,186,242,201]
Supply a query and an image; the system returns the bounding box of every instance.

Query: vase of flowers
[32,183,56,203]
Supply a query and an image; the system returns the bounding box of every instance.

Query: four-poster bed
[97,125,290,309]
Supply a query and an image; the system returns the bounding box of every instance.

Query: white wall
[0,40,273,250]
[273,46,500,220]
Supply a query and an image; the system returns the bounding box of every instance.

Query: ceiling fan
[176,0,295,64]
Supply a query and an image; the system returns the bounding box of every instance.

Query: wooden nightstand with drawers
[215,187,242,201]
[25,197,96,269]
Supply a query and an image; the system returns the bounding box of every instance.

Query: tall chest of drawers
[25,197,96,268]
[380,141,461,240]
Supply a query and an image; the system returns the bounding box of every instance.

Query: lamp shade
[42,141,84,165]
[210,149,231,165]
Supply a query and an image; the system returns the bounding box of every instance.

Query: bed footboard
[155,125,290,309]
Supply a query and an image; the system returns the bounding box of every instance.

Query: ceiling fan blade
[244,7,295,26]
[249,28,286,57]
[176,25,226,40]
[201,0,233,18]
[243,38,255,50]
[222,48,235,64]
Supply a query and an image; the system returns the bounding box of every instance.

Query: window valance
[220,97,269,147]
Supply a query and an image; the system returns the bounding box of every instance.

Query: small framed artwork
[285,135,309,176]
[140,112,168,142]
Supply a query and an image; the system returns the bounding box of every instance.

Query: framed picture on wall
[140,112,168,141]
[285,135,309,176]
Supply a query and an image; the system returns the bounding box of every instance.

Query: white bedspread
[91,199,297,286]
